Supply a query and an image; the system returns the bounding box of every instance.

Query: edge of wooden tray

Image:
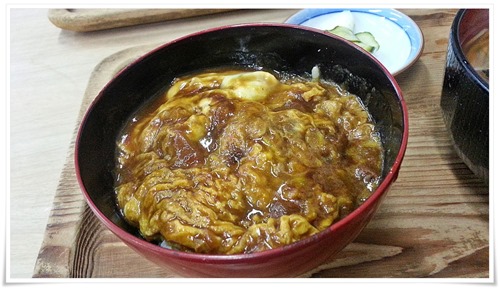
[47,9,235,32]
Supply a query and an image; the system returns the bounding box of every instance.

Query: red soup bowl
[75,23,409,278]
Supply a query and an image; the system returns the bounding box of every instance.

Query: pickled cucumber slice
[327,26,380,53]
[328,26,359,42]
[354,41,377,53]
[355,32,380,52]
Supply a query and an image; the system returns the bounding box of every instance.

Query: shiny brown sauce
[114,69,383,254]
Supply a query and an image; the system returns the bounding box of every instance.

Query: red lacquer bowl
[75,23,409,278]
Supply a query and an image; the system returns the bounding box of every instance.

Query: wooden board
[33,9,490,278]
[48,9,235,32]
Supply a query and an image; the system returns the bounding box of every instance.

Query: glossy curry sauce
[114,69,383,254]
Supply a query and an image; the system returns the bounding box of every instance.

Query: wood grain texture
[48,9,235,32]
[32,9,490,279]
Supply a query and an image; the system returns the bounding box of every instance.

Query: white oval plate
[285,9,424,75]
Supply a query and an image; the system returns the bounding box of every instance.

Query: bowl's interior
[456,9,489,84]
[76,24,406,249]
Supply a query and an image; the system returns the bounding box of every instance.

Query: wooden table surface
[9,8,490,280]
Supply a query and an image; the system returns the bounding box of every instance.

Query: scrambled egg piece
[115,69,383,254]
